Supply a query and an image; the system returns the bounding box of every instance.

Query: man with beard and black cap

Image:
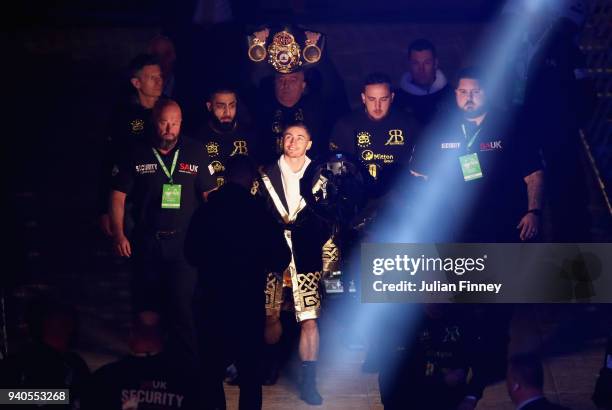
[109,99,214,371]
[195,87,259,188]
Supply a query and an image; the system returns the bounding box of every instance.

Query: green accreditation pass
[152,147,181,209]
[459,153,483,181]
[460,124,484,181]
[161,184,181,209]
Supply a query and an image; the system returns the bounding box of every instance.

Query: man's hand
[456,397,477,410]
[203,187,218,202]
[517,212,539,241]
[253,28,270,43]
[304,31,321,44]
[99,213,113,237]
[113,234,131,257]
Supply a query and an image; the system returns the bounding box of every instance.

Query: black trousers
[131,231,199,368]
[196,284,265,410]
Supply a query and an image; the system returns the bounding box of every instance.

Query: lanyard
[461,124,482,151]
[152,148,179,184]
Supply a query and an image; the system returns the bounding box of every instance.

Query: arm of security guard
[108,148,135,257]
[97,107,125,237]
[514,126,544,241]
[97,142,115,237]
[110,191,130,257]
[517,170,544,241]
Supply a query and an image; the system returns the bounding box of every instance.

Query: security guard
[83,313,199,410]
[329,72,419,187]
[98,54,163,236]
[194,87,259,188]
[410,67,544,242]
[109,99,214,368]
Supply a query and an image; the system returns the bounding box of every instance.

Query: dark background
[5,0,611,372]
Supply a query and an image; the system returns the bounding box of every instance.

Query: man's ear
[361,93,366,105]
[206,102,212,112]
[130,77,140,90]
[391,92,395,103]
[306,140,313,151]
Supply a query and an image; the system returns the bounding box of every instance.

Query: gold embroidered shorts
[265,269,322,322]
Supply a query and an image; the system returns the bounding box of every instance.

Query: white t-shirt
[278,155,311,217]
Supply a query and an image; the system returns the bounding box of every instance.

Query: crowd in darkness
[3,1,611,410]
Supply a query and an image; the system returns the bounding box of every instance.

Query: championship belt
[268,31,301,74]
[247,26,325,74]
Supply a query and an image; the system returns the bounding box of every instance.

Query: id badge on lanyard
[459,153,483,181]
[459,124,483,181]
[152,148,182,209]
[161,184,181,209]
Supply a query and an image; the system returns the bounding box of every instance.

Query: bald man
[109,99,214,367]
